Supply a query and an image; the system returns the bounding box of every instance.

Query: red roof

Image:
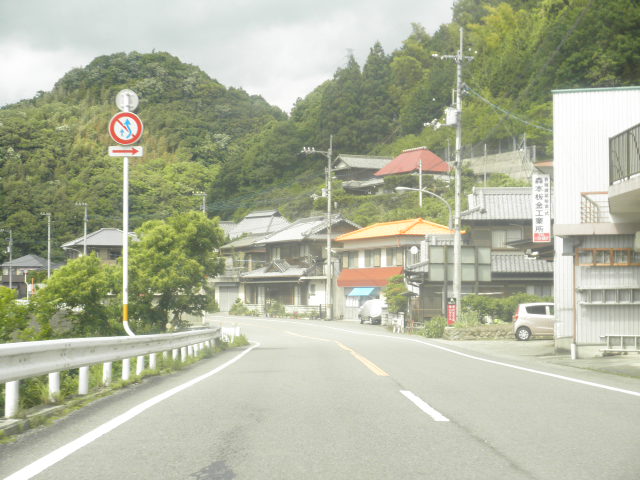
[337,267,404,287]
[374,147,449,177]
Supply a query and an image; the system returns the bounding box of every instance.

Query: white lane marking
[4,342,260,480]
[230,318,640,398]
[400,390,449,422]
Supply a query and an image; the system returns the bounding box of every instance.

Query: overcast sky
[0,1,454,113]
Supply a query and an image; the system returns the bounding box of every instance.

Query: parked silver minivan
[513,302,554,341]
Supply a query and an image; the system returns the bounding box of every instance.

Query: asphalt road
[2,316,639,479]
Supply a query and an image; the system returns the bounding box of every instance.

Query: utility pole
[76,202,88,256]
[192,191,207,213]
[41,212,51,278]
[0,228,12,289]
[436,27,473,323]
[301,135,334,321]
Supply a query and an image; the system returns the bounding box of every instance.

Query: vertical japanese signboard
[532,173,551,242]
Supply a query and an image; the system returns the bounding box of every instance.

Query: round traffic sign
[115,89,139,112]
[109,112,143,145]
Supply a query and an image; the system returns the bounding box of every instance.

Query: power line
[464,85,552,132]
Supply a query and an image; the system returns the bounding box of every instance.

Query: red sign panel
[447,302,457,325]
[109,112,143,145]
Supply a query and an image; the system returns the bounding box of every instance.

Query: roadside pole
[109,90,144,336]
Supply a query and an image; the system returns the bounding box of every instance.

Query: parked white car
[513,302,555,341]
[358,299,386,325]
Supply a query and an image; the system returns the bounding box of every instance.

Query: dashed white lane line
[400,390,450,422]
[3,342,261,480]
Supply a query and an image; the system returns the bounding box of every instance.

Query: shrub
[266,301,285,317]
[462,293,553,323]
[421,316,447,338]
[229,298,250,316]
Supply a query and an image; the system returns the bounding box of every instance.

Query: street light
[395,187,452,230]
[40,212,51,278]
[75,202,88,256]
[0,228,12,289]
[301,135,334,321]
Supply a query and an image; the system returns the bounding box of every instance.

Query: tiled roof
[261,215,359,244]
[491,252,553,274]
[462,187,554,221]
[374,147,450,176]
[61,228,137,248]
[227,210,291,240]
[336,218,453,242]
[333,154,392,171]
[1,254,48,268]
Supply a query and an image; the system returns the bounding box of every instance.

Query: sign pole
[109,90,142,336]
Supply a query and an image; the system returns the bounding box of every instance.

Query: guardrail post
[79,366,89,395]
[149,353,157,370]
[49,372,60,402]
[136,355,145,375]
[181,346,187,362]
[122,358,131,381]
[5,380,19,418]
[103,362,112,386]
[172,348,178,360]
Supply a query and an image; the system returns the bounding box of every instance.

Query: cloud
[0,0,453,112]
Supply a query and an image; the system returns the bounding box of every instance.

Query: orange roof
[335,218,454,242]
[374,147,449,177]
[337,267,404,287]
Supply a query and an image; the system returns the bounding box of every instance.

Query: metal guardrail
[1,328,220,418]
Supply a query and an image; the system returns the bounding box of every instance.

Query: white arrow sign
[108,146,144,157]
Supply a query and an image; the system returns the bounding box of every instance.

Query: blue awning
[348,287,376,297]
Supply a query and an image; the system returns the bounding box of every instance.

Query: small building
[374,146,451,182]
[1,254,60,298]
[239,214,360,318]
[213,210,292,311]
[61,228,137,264]
[552,87,640,356]
[461,187,554,297]
[332,154,392,195]
[335,218,456,321]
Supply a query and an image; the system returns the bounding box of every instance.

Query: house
[61,228,137,264]
[240,214,360,317]
[552,87,640,357]
[335,218,456,321]
[461,187,554,298]
[374,146,451,182]
[332,154,392,195]
[0,254,61,298]
[213,210,292,311]
[216,214,359,316]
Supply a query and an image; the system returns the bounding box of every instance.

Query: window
[386,248,396,266]
[342,251,359,269]
[365,249,381,268]
[491,228,522,249]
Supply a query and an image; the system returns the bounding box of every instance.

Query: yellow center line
[286,331,389,377]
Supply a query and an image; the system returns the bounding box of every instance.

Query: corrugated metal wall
[553,87,640,345]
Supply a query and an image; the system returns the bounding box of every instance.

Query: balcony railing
[610,123,640,184]
[580,192,609,223]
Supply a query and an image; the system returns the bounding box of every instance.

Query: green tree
[0,286,32,342]
[382,274,410,314]
[128,212,225,331]
[31,254,120,337]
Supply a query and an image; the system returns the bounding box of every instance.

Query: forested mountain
[1,0,639,262]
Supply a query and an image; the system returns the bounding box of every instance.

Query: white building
[553,87,640,356]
